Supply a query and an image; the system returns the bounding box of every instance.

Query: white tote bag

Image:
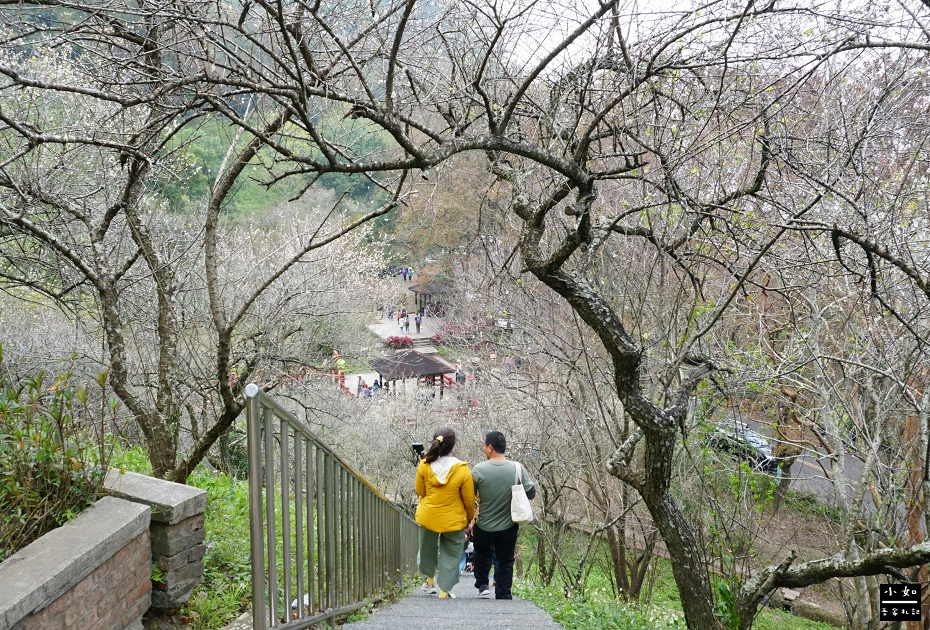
[510,462,534,525]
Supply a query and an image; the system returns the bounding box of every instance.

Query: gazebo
[369,350,454,397]
[408,280,451,315]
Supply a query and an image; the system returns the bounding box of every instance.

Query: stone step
[219,610,252,630]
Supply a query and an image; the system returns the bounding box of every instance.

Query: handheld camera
[411,442,424,465]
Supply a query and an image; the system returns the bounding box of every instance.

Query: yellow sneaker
[438,590,456,599]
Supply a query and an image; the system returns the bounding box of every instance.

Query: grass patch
[515,577,685,630]
[514,530,835,630]
[111,444,252,629]
[110,443,153,476]
[782,488,843,524]
[182,469,253,629]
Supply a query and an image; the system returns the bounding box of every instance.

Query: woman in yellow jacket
[415,427,475,599]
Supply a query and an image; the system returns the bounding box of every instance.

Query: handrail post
[245,384,268,630]
[264,407,278,624]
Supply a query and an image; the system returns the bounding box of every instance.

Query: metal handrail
[245,383,419,630]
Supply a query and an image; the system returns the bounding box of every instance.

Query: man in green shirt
[470,431,536,599]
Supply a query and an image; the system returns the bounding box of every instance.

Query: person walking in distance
[415,428,475,599]
[470,431,535,600]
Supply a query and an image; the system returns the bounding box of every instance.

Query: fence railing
[245,383,419,630]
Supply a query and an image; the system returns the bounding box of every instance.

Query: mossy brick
[41,588,71,617]
[153,559,204,591]
[68,569,99,601]
[98,610,123,630]
[85,534,147,608]
[11,609,63,630]
[99,584,149,630]
[112,534,142,564]
[76,574,109,610]
[97,597,124,629]
[127,556,153,584]
[113,541,150,584]
[110,609,141,630]
[150,578,198,609]
[104,469,206,525]
[62,600,95,627]
[150,514,205,556]
[153,543,207,573]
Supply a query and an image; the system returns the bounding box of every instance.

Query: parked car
[706,417,781,477]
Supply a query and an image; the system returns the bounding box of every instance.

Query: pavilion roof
[408,280,451,296]
[369,350,453,381]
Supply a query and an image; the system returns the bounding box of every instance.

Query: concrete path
[338,580,563,630]
[337,273,476,398]
[368,274,446,350]
[219,581,563,630]
[356,308,454,393]
[368,311,444,350]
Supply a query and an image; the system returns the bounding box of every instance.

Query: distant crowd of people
[378,302,445,323]
[374,307,426,334]
[377,264,415,281]
[355,378,382,398]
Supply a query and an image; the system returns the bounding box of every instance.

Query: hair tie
[436,435,444,443]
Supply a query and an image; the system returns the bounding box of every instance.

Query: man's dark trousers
[472,523,519,599]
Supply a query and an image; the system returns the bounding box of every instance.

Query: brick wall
[0,497,151,630]
[11,532,151,630]
[1,473,207,630]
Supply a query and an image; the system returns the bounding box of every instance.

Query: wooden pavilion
[408,280,451,315]
[369,350,454,397]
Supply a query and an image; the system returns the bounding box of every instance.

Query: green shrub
[515,577,686,630]
[182,468,253,629]
[0,348,110,561]
[110,443,154,476]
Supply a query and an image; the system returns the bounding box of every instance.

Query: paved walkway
[369,274,445,345]
[350,311,453,394]
[219,581,563,630]
[368,310,444,348]
[338,581,562,630]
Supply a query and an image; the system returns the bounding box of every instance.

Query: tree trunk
[536,529,553,586]
[605,523,630,596]
[903,412,929,630]
[603,485,655,601]
[523,260,720,628]
[641,474,718,629]
[771,461,794,512]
